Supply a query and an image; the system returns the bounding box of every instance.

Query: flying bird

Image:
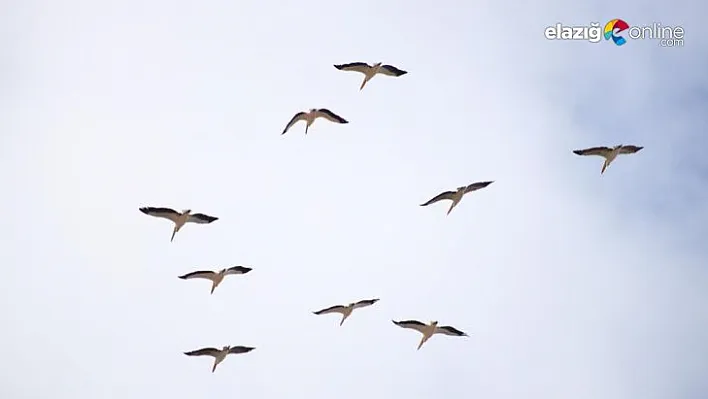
[420,181,494,215]
[139,207,218,242]
[333,62,408,90]
[183,345,255,373]
[313,298,379,326]
[178,266,252,294]
[572,145,644,174]
[392,320,468,350]
[282,108,348,135]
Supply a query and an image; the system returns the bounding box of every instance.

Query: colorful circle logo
[604,19,630,46]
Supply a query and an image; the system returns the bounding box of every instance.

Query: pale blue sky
[2,0,707,398]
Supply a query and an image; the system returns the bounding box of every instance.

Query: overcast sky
[2,0,707,398]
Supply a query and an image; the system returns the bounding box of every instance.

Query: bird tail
[417,336,428,350]
[170,227,177,242]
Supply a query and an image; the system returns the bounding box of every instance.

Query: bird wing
[435,325,468,336]
[313,305,347,315]
[379,64,408,76]
[465,181,494,193]
[187,213,218,224]
[178,270,217,280]
[420,191,456,206]
[572,147,612,157]
[314,109,348,124]
[334,62,371,74]
[228,346,255,355]
[282,112,307,134]
[352,298,379,310]
[224,266,252,276]
[392,320,427,333]
[184,347,220,357]
[620,145,643,154]
[139,207,181,223]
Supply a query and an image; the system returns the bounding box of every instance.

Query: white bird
[333,62,408,90]
[281,108,348,135]
[313,298,379,326]
[138,207,218,242]
[183,345,255,373]
[178,266,252,294]
[392,320,468,350]
[420,181,494,215]
[572,145,644,174]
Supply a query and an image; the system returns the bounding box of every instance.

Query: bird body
[313,298,379,326]
[184,345,255,372]
[420,181,494,215]
[334,62,407,90]
[572,144,643,174]
[392,319,468,350]
[139,207,218,242]
[178,266,252,294]
[282,108,348,135]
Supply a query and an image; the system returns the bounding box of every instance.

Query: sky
[1,0,707,398]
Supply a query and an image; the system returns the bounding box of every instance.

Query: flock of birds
[137,61,644,373]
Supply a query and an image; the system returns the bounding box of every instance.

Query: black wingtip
[235,346,256,352]
[231,266,252,274]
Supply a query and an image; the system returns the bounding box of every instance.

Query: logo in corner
[604,19,630,46]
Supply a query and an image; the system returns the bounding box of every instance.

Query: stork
[572,145,643,174]
[392,320,468,350]
[282,108,348,135]
[138,207,218,242]
[183,345,255,373]
[312,298,379,326]
[333,62,407,90]
[178,266,252,294]
[420,181,494,215]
